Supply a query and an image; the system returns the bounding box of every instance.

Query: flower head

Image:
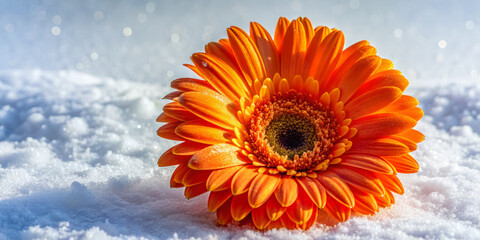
[156,17,424,230]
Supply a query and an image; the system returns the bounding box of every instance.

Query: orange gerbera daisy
[156,17,424,230]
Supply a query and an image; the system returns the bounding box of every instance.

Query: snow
[1,0,480,239]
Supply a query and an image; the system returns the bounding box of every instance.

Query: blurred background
[1,0,479,85]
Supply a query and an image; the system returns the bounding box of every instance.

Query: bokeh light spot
[394,28,403,38]
[438,40,447,48]
[171,33,180,43]
[145,2,156,13]
[138,13,148,23]
[51,26,61,36]
[90,52,98,61]
[123,27,132,37]
[94,11,104,21]
[465,20,474,30]
[52,15,62,25]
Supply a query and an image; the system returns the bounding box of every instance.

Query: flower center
[265,114,318,160]
[246,90,340,172]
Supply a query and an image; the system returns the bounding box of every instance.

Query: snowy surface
[1,0,480,239]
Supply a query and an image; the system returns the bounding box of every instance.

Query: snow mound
[0,70,479,239]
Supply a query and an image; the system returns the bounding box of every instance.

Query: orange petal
[388,135,417,151]
[184,183,208,199]
[313,26,332,39]
[351,71,409,99]
[290,75,303,92]
[304,30,344,86]
[206,165,243,191]
[170,163,187,187]
[172,141,210,155]
[399,137,418,150]
[281,19,307,81]
[219,38,233,50]
[379,95,419,112]
[188,144,249,170]
[327,45,377,91]
[250,22,279,78]
[266,196,287,221]
[297,206,318,230]
[316,30,345,86]
[383,154,420,173]
[374,191,392,208]
[374,58,394,73]
[171,77,215,93]
[191,53,251,102]
[231,165,259,195]
[170,180,183,188]
[156,112,178,123]
[344,87,403,120]
[216,198,233,225]
[398,107,424,121]
[163,91,182,100]
[239,215,253,226]
[338,40,371,64]
[156,122,184,141]
[371,68,402,78]
[279,78,290,92]
[387,190,395,204]
[296,177,327,208]
[280,212,297,230]
[375,173,404,194]
[179,91,240,130]
[304,77,320,99]
[173,162,190,184]
[338,55,381,102]
[299,17,314,44]
[330,166,386,196]
[230,193,253,221]
[316,172,355,208]
[340,154,395,175]
[205,42,241,75]
[352,191,378,215]
[252,203,271,230]
[274,176,299,207]
[157,146,191,167]
[349,138,410,156]
[184,64,205,80]
[396,129,425,143]
[351,113,417,139]
[208,189,232,212]
[274,17,290,55]
[227,26,266,85]
[285,188,315,225]
[175,119,232,144]
[265,219,283,230]
[323,195,352,222]
[182,169,211,187]
[163,101,198,122]
[248,172,281,208]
